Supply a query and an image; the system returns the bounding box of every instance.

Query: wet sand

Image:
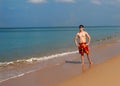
[0,39,120,86]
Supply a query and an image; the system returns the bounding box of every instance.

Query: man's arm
[74,33,79,47]
[86,32,91,45]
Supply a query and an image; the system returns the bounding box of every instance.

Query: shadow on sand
[65,60,93,72]
[65,60,81,64]
[65,60,88,64]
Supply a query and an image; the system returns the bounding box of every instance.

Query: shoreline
[0,38,120,86]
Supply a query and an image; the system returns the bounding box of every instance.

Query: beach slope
[56,54,120,86]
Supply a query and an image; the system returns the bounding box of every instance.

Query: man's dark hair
[79,25,84,28]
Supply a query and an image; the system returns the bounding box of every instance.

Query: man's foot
[81,63,85,65]
[89,62,93,64]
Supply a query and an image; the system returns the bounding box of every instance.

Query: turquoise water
[0,26,120,62]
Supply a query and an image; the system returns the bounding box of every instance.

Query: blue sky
[0,0,120,27]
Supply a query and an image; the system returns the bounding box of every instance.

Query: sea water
[0,26,120,82]
[0,26,120,62]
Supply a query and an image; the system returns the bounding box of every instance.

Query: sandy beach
[55,54,120,86]
[0,39,120,86]
[1,0,120,86]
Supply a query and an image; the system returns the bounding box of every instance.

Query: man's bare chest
[78,32,86,38]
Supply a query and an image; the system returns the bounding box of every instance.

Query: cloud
[55,0,75,3]
[107,0,120,5]
[91,0,102,5]
[28,0,47,3]
[28,0,76,4]
[90,0,120,6]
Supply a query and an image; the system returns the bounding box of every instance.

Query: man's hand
[76,44,79,47]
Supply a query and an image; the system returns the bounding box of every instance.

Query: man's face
[79,27,83,31]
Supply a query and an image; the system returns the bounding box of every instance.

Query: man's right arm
[74,33,79,47]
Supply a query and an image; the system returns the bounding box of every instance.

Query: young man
[74,25,93,65]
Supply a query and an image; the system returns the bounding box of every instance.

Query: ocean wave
[0,50,78,68]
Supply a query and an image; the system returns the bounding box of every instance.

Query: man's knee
[81,55,84,58]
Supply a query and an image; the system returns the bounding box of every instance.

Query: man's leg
[81,55,84,65]
[86,53,93,64]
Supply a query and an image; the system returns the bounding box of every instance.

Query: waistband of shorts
[79,42,86,44]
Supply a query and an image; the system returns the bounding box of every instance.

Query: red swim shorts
[78,43,89,55]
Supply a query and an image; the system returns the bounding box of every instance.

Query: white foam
[27,50,78,62]
[0,70,37,83]
[0,50,78,67]
[0,73,24,83]
[0,66,43,83]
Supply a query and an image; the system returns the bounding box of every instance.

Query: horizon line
[0,25,120,29]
